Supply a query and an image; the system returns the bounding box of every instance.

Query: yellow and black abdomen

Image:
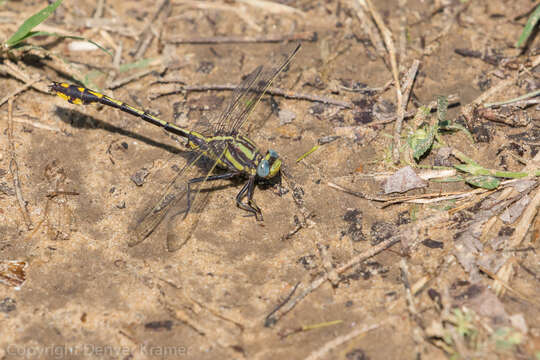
[50,82,191,139]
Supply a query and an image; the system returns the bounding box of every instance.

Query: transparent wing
[213,65,263,135]
[214,44,301,136]
[130,151,205,248]
[130,147,229,251]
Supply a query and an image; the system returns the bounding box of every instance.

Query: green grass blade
[454,163,490,176]
[6,0,63,47]
[9,31,112,56]
[516,4,540,47]
[296,145,320,162]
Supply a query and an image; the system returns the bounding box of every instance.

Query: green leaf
[454,163,490,176]
[437,95,448,123]
[6,0,63,47]
[516,4,540,47]
[408,124,436,161]
[465,175,500,189]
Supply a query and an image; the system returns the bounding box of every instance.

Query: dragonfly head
[256,150,282,179]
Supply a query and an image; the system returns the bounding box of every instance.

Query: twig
[150,83,352,108]
[112,41,123,70]
[368,93,460,126]
[165,32,317,44]
[479,264,540,307]
[265,282,301,325]
[279,320,343,339]
[170,1,262,31]
[7,99,33,230]
[0,80,37,108]
[494,183,540,295]
[264,211,449,326]
[93,0,105,19]
[393,60,420,163]
[327,182,388,202]
[362,0,403,163]
[460,55,540,127]
[400,259,425,358]
[350,0,386,57]
[236,0,305,16]
[365,0,399,84]
[483,89,540,108]
[303,323,381,360]
[107,68,156,89]
[0,60,48,93]
[129,0,170,58]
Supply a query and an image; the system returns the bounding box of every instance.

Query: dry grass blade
[236,0,305,16]
[393,60,420,163]
[304,323,381,360]
[7,98,33,230]
[494,184,540,295]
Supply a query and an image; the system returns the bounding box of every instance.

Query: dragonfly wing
[129,152,205,247]
[166,188,211,252]
[214,44,301,136]
[213,65,263,135]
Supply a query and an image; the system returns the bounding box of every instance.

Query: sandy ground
[0,0,539,359]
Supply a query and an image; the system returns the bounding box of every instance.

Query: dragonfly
[50,44,300,251]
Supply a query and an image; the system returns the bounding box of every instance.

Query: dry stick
[265,211,449,326]
[494,184,540,295]
[112,41,123,70]
[129,0,170,58]
[7,99,33,230]
[369,93,460,126]
[360,0,408,162]
[400,259,425,358]
[0,80,37,108]
[304,323,381,360]
[479,264,540,307]
[393,60,420,162]
[108,69,156,89]
[235,0,305,16]
[0,61,49,93]
[329,178,525,206]
[460,55,540,126]
[483,152,540,295]
[363,0,402,163]
[165,32,317,44]
[150,83,353,108]
[93,0,105,19]
[350,0,386,57]
[171,1,262,31]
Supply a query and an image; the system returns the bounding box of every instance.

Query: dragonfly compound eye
[257,150,281,178]
[257,159,270,178]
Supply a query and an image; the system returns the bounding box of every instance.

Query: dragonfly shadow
[54,106,185,157]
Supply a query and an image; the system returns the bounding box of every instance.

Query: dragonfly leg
[236,176,263,220]
[186,172,239,217]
